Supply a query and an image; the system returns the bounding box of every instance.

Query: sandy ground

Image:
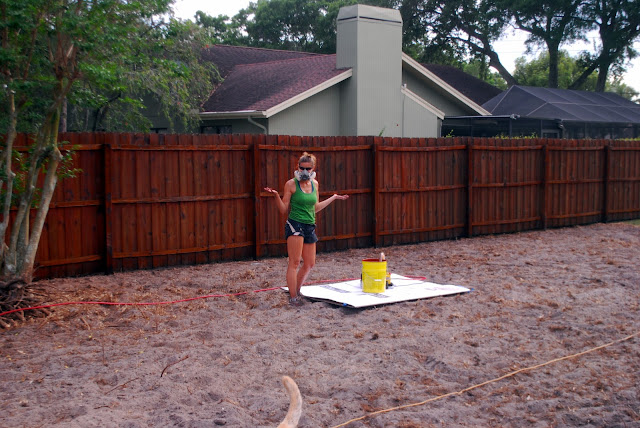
[1,222,639,428]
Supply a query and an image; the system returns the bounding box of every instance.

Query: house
[181,4,500,138]
[443,85,640,139]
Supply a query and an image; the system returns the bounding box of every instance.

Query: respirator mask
[294,169,316,181]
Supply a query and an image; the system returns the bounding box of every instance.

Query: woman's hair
[299,152,316,167]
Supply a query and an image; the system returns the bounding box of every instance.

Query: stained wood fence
[9,133,640,279]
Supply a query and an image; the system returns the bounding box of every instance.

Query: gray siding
[402,68,471,117]
[402,95,441,138]
[269,84,342,136]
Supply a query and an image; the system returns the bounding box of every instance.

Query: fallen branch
[160,355,189,377]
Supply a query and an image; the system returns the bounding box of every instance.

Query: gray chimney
[336,4,403,136]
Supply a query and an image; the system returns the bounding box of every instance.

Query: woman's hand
[264,187,279,196]
[315,193,349,213]
[265,185,290,215]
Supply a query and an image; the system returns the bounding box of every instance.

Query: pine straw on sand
[0,222,639,427]
[0,279,51,328]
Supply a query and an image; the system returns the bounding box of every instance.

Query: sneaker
[289,296,304,307]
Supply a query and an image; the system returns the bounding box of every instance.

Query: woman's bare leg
[286,236,304,298]
[295,243,316,295]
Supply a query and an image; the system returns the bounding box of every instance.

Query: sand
[1,222,639,427]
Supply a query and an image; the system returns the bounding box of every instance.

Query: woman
[264,152,349,306]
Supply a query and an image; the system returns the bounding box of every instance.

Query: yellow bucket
[361,259,387,293]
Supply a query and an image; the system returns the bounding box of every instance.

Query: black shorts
[285,219,318,244]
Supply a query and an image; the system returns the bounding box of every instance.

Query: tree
[67,18,218,132]
[0,0,175,290]
[400,0,517,85]
[195,0,396,54]
[243,0,324,51]
[464,59,508,89]
[513,50,639,100]
[570,0,640,91]
[194,11,248,46]
[606,78,640,102]
[514,50,598,89]
[498,0,590,88]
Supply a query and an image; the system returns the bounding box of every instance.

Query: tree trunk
[547,44,560,88]
[596,61,610,92]
[0,86,17,266]
[59,97,67,133]
[569,61,599,90]
[20,148,61,282]
[487,50,518,87]
[3,96,61,279]
[17,104,63,281]
[5,126,47,277]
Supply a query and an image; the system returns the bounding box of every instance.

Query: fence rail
[8,133,640,279]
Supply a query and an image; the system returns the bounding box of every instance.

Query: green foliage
[463,60,508,90]
[514,50,598,89]
[399,0,517,85]
[496,0,589,88]
[195,0,396,53]
[576,0,640,92]
[513,50,640,101]
[1,1,216,134]
[193,10,255,46]
[494,132,538,139]
[606,80,640,103]
[66,17,217,132]
[0,0,202,279]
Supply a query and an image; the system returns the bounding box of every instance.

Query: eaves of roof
[402,53,491,116]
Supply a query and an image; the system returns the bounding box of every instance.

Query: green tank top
[289,179,317,224]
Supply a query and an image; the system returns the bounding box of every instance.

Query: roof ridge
[213,44,322,56]
[232,53,336,69]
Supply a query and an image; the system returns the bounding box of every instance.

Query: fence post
[372,139,379,247]
[466,140,473,238]
[602,142,610,223]
[103,133,114,274]
[541,143,549,230]
[253,136,262,259]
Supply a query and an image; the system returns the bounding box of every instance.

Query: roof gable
[483,85,640,123]
[201,54,349,114]
[402,54,491,115]
[421,63,502,106]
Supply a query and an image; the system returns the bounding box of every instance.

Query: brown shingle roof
[202,44,319,80]
[201,54,348,113]
[422,64,502,105]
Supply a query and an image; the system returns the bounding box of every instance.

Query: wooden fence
[10,133,640,279]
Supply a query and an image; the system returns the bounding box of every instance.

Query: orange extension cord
[0,276,427,318]
[330,330,640,428]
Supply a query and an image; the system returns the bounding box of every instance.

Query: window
[201,125,232,134]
